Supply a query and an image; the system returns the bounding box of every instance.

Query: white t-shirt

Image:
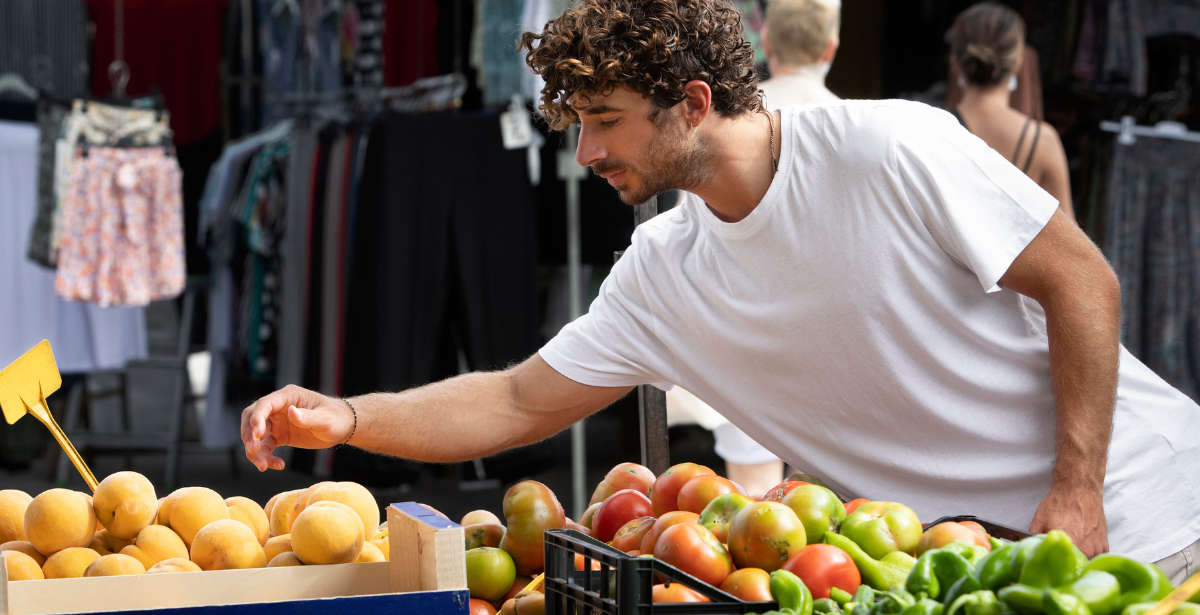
[540,100,1200,562]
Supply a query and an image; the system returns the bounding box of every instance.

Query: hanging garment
[1103,136,1200,400]
[276,124,317,388]
[55,147,186,307]
[480,0,529,106]
[0,120,147,372]
[0,0,89,100]
[87,0,228,145]
[343,112,539,395]
[197,120,294,244]
[28,99,69,268]
[384,0,440,87]
[259,0,303,127]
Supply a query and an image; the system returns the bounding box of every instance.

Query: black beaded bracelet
[334,398,357,449]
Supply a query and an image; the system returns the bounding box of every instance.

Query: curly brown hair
[519,0,763,130]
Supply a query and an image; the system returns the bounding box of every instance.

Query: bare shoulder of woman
[1032,121,1075,221]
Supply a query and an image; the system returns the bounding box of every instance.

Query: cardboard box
[0,502,469,615]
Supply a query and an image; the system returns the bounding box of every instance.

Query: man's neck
[766,59,826,82]
[690,110,782,223]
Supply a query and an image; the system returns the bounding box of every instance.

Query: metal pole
[559,126,589,519]
[632,196,670,476]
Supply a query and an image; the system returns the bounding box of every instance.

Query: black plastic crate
[924,515,1033,542]
[544,529,778,615]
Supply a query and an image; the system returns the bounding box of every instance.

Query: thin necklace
[764,109,779,172]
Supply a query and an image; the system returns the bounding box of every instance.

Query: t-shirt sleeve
[890,106,1060,293]
[538,238,674,390]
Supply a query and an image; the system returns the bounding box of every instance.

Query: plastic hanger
[1100,115,1200,145]
[0,73,38,101]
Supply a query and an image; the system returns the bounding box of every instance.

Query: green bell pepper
[940,541,991,567]
[944,575,984,612]
[827,532,918,591]
[999,584,1047,614]
[870,590,918,615]
[1084,554,1173,610]
[903,599,947,615]
[1122,603,1200,615]
[1058,571,1122,615]
[948,591,1008,615]
[977,543,1018,591]
[1011,536,1046,580]
[908,548,977,600]
[1044,589,1093,615]
[855,584,878,610]
[989,537,1006,551]
[1019,531,1088,589]
[771,569,815,615]
[816,598,845,614]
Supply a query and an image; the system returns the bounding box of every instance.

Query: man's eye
[600,118,619,127]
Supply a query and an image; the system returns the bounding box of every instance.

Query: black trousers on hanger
[344,111,539,402]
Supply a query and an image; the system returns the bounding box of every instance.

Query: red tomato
[959,521,990,541]
[782,544,861,599]
[565,520,592,536]
[500,576,534,604]
[611,516,656,553]
[649,463,715,517]
[469,598,498,615]
[653,523,733,587]
[726,502,807,572]
[573,553,603,571]
[640,511,700,554]
[677,475,742,514]
[652,583,711,603]
[760,481,810,503]
[915,522,990,555]
[589,462,657,506]
[844,498,869,515]
[578,502,602,529]
[592,490,654,543]
[720,568,773,602]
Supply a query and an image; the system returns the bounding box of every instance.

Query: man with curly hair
[242,0,1200,571]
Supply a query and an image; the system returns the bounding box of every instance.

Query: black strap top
[950,107,1040,174]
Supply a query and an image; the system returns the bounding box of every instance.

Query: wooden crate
[0,502,469,615]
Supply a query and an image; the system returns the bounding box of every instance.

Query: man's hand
[1030,482,1109,556]
[241,385,355,472]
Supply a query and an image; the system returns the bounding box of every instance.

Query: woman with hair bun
[949,2,1075,221]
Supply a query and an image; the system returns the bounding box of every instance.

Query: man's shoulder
[785,98,948,129]
[630,204,696,249]
[783,99,956,165]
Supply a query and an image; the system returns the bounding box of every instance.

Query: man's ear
[761,29,773,59]
[821,36,839,64]
[681,80,712,129]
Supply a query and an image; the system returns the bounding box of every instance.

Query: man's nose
[575,126,605,168]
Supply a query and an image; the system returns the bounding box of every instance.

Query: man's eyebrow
[577,104,624,115]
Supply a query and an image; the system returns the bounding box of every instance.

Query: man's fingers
[288,405,339,442]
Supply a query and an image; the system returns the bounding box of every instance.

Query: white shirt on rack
[539,100,1200,561]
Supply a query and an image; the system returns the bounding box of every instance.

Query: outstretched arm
[241,354,633,470]
[998,210,1121,556]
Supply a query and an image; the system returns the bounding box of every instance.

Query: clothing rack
[1100,115,1200,145]
[272,73,468,111]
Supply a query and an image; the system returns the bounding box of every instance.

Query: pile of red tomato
[456,461,992,614]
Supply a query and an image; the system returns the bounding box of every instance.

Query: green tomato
[466,546,517,603]
[781,484,847,543]
[840,502,922,561]
[699,493,755,543]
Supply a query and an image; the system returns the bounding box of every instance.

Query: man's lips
[600,170,626,185]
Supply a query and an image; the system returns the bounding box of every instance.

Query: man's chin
[613,184,657,206]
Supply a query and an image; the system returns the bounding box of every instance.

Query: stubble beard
[603,115,714,206]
